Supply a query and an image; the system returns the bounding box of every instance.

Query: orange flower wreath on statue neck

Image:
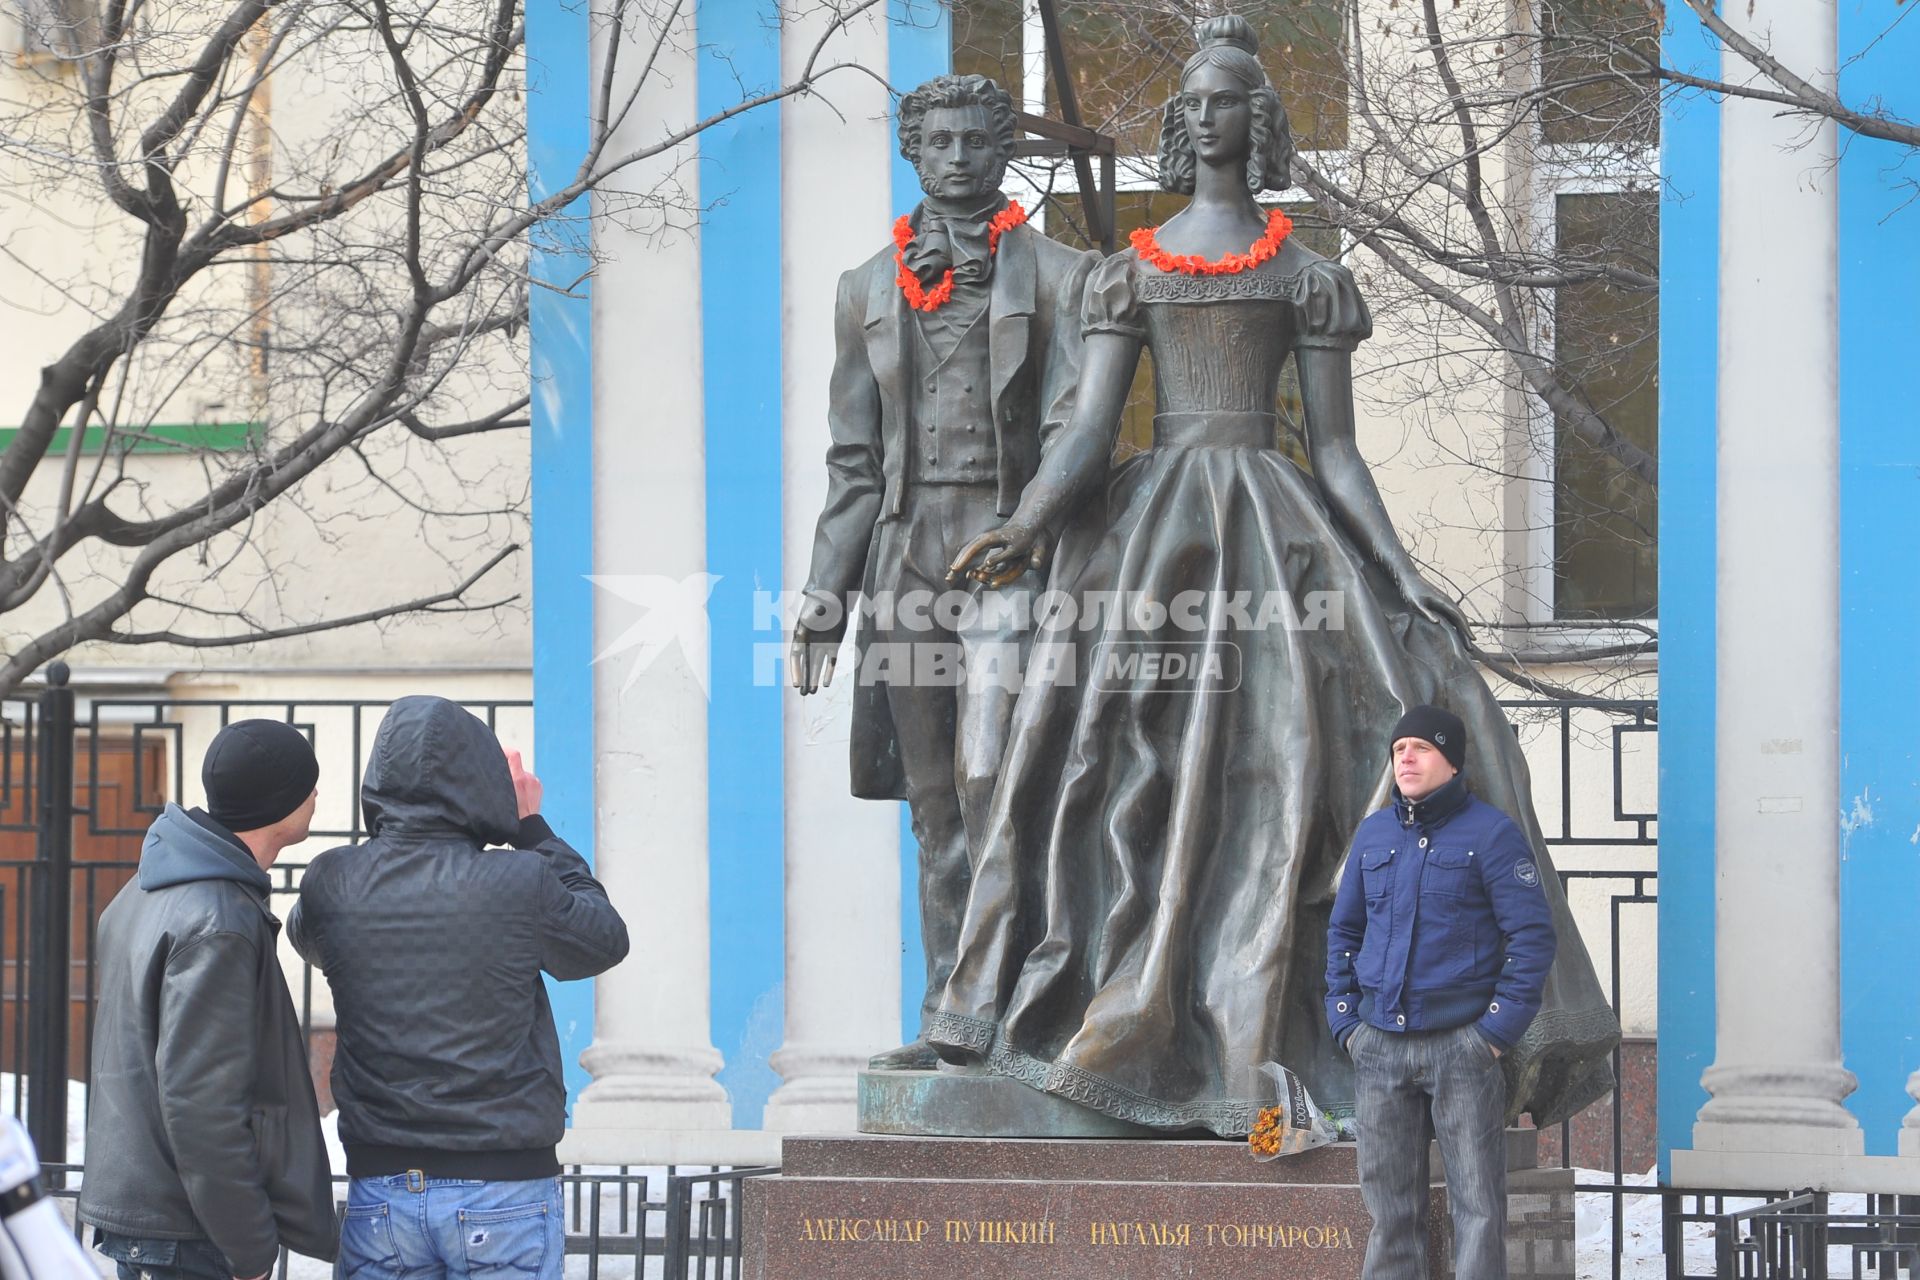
[1132,207,1293,276]
[893,201,1030,312]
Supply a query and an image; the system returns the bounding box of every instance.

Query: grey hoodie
[143,802,272,890]
[79,804,336,1273]
[288,696,629,1178]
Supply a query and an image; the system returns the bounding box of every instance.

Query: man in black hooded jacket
[289,695,628,1280]
[78,720,336,1280]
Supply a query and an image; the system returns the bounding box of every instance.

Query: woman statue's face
[1180,62,1253,167]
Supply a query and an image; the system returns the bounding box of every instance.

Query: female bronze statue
[930,15,1618,1135]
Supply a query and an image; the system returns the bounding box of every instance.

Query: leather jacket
[78,805,336,1274]
[289,696,629,1178]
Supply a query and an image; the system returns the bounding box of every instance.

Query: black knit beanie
[203,720,320,833]
[1388,704,1466,771]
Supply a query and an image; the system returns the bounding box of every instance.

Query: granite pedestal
[743,1131,1568,1280]
[743,1069,1572,1280]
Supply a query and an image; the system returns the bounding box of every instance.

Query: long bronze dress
[926,243,1619,1136]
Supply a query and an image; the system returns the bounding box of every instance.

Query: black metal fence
[1501,697,1658,1172]
[0,665,538,1163]
[1579,1186,1920,1279]
[35,1161,779,1279]
[0,674,1692,1275]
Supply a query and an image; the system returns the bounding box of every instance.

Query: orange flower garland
[894,201,1030,312]
[1132,208,1293,276]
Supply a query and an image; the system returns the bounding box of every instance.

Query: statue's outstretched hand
[1398,572,1473,642]
[790,596,845,695]
[947,521,1049,587]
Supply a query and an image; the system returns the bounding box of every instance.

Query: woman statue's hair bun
[1161,11,1292,194]
[1194,14,1258,56]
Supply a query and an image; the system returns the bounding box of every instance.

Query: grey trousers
[868,483,1036,1029]
[1350,1021,1509,1280]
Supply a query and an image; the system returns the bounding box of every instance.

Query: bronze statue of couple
[792,16,1617,1136]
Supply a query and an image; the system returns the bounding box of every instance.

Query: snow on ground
[1576,1167,1876,1279]
[0,1075,90,1163]
[1578,1167,1689,1278]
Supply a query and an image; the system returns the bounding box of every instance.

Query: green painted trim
[0,421,259,455]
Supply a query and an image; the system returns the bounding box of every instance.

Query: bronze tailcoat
[800,216,1098,800]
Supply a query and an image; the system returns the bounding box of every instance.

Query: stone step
[786,1127,1539,1185]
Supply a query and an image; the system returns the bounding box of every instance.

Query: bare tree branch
[1673,0,1920,147]
[102,543,521,649]
[0,0,889,697]
[400,397,532,440]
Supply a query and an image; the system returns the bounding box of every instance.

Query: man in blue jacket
[1326,704,1555,1280]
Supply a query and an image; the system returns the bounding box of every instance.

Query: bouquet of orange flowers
[1248,1106,1287,1157]
[1246,1062,1337,1161]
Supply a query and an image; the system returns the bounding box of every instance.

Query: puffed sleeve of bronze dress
[1292,257,1375,351]
[1080,250,1148,342]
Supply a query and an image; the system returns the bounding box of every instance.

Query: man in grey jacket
[289,696,628,1280]
[79,720,336,1280]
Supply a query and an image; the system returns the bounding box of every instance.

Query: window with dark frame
[1540,0,1660,151]
[1539,0,1660,622]
[1551,189,1658,620]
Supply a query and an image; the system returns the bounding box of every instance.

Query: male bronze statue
[790,74,1097,1070]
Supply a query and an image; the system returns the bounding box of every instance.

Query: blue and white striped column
[1659,0,1920,1183]
[1670,0,1863,1185]
[525,0,598,1111]
[567,0,734,1153]
[537,0,955,1157]
[764,1,903,1133]
[695,0,805,1134]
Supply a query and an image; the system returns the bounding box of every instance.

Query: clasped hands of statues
[790,516,1471,696]
[787,525,1053,696]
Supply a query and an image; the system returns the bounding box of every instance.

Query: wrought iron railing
[7,677,1661,1272]
[1611,1186,1920,1279]
[0,668,533,1158]
[36,1163,778,1279]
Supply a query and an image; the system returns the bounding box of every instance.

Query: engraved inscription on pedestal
[742,1136,1464,1280]
[746,1177,1423,1280]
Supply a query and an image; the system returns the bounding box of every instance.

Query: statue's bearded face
[914,105,1006,200]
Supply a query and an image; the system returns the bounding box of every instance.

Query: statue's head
[1158,15,1294,195]
[898,74,1018,201]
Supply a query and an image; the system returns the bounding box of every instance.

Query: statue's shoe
[867,1040,942,1071]
[928,1038,985,1068]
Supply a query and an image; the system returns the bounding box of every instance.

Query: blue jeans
[1349,1021,1509,1280]
[96,1232,235,1280]
[337,1174,564,1280]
